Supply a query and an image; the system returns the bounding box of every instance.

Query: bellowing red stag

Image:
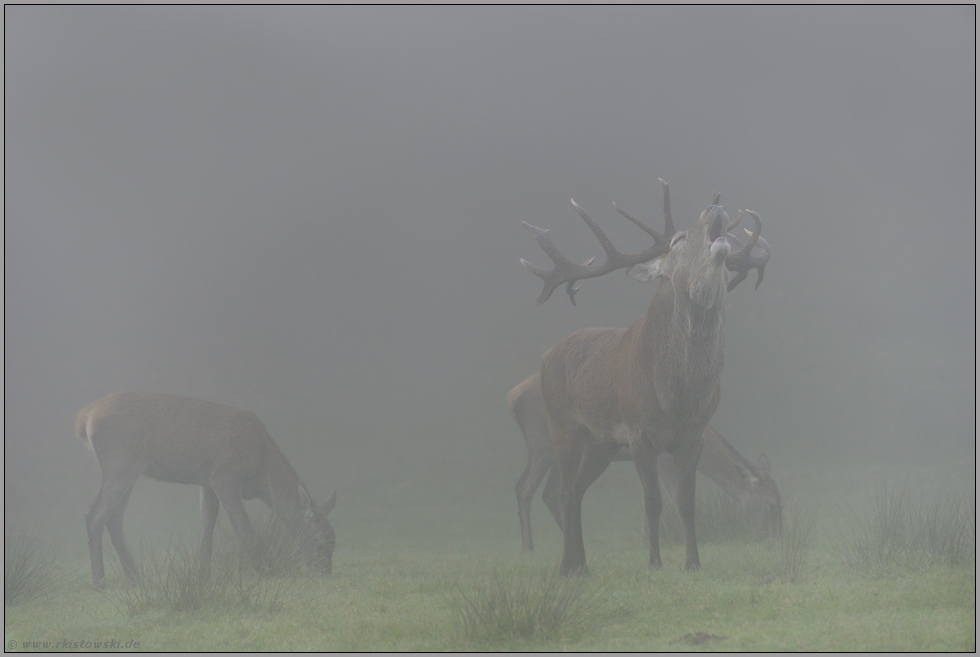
[520,179,768,574]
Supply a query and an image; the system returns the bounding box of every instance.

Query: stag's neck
[641,282,725,417]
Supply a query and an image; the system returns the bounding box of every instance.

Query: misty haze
[4,6,975,650]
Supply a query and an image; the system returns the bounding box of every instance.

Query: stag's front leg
[630,433,663,569]
[672,436,704,571]
[557,434,618,576]
[554,430,587,575]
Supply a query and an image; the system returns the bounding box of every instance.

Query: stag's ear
[322,489,337,515]
[627,258,667,283]
[757,453,772,476]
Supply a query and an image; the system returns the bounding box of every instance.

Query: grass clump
[834,481,975,573]
[449,562,603,646]
[777,501,817,582]
[658,484,758,545]
[4,532,69,606]
[107,530,308,617]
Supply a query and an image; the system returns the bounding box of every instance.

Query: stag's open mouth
[708,207,726,243]
[707,207,730,260]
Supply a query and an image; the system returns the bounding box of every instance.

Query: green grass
[833,480,976,573]
[4,533,73,607]
[4,467,974,651]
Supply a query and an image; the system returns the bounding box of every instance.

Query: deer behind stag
[509,371,781,553]
[520,179,768,575]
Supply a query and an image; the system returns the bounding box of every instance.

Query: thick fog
[5,7,974,548]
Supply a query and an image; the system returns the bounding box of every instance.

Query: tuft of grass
[833,481,975,573]
[777,501,817,582]
[107,537,305,616]
[658,484,758,545]
[249,514,313,577]
[449,562,603,646]
[4,532,69,606]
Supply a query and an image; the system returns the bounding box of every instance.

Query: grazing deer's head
[297,485,336,573]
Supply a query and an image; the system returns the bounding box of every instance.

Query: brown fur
[509,372,781,553]
[540,205,733,574]
[76,391,336,589]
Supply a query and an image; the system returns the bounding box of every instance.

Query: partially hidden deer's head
[737,454,782,536]
[296,485,336,573]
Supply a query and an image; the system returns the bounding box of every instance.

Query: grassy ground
[6,472,975,652]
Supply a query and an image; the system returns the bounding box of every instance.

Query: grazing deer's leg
[210,480,256,563]
[199,485,220,578]
[673,436,704,571]
[105,484,138,584]
[630,434,663,569]
[516,452,553,552]
[86,471,140,589]
[541,464,563,532]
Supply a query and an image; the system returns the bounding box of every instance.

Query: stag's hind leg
[516,451,553,552]
[541,464,563,532]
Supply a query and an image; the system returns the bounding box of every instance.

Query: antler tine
[659,178,676,236]
[711,191,721,206]
[519,190,675,305]
[724,210,769,291]
[726,210,742,233]
[612,202,661,240]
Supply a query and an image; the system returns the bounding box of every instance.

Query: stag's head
[626,204,734,309]
[296,485,336,573]
[520,179,767,307]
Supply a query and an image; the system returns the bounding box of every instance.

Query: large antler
[724,210,769,291]
[520,178,676,305]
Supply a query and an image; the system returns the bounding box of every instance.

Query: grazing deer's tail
[75,407,94,450]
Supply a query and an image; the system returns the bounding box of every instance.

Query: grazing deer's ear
[323,489,337,515]
[757,453,771,476]
[627,258,666,283]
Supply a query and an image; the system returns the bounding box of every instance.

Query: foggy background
[5,7,974,554]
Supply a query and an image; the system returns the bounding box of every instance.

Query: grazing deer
[509,372,781,552]
[76,391,336,589]
[520,179,768,574]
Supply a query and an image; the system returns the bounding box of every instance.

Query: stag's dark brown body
[509,372,781,553]
[519,181,768,575]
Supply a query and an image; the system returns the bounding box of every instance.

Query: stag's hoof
[560,562,589,577]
